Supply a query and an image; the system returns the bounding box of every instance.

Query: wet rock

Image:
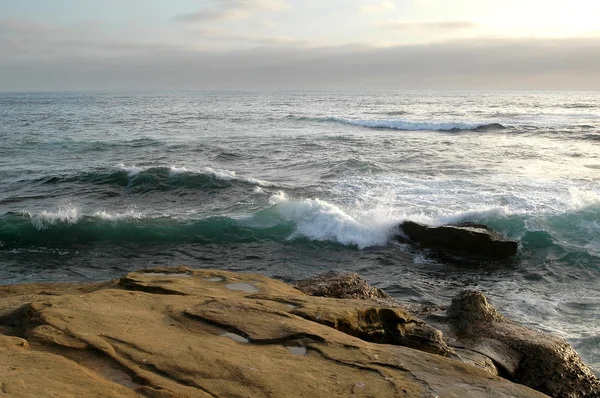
[294,271,390,300]
[399,221,519,258]
[0,268,548,398]
[448,290,600,398]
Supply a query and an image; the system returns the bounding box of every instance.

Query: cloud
[382,20,478,31]
[174,0,288,23]
[1,36,599,91]
[174,8,249,23]
[360,1,396,15]
[0,19,58,36]
[188,27,313,46]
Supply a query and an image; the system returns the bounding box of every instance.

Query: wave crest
[1,195,399,250]
[30,205,80,230]
[36,165,274,193]
[310,117,506,132]
[271,193,398,248]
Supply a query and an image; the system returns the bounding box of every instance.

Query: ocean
[1,90,599,369]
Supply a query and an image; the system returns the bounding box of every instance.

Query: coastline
[1,267,597,397]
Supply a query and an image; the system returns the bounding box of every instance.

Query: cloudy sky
[1,0,599,91]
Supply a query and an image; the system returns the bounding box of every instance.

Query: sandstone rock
[295,272,451,355]
[290,297,452,356]
[399,221,519,258]
[0,335,138,397]
[0,268,548,397]
[448,290,600,398]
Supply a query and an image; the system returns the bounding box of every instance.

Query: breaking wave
[0,194,400,250]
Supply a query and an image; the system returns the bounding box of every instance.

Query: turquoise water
[1,90,599,367]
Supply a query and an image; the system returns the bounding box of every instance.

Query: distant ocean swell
[294,116,506,131]
[14,165,274,194]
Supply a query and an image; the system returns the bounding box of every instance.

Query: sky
[1,0,599,91]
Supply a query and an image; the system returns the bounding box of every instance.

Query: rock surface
[295,272,452,356]
[447,290,600,398]
[294,271,390,300]
[0,267,548,397]
[297,272,600,398]
[399,221,519,258]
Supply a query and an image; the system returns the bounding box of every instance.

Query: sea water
[0,90,599,368]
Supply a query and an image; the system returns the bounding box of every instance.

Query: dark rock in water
[399,221,518,258]
[448,290,600,398]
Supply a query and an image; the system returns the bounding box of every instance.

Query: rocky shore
[0,267,598,397]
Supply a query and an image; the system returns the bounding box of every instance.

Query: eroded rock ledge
[0,267,592,397]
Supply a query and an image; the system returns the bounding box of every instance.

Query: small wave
[0,211,294,249]
[314,117,505,132]
[35,165,274,193]
[472,123,506,132]
[92,210,143,221]
[28,205,80,230]
[116,163,143,177]
[13,138,162,152]
[324,158,387,177]
[202,167,271,187]
[582,134,600,142]
[214,151,243,160]
[15,207,143,230]
[564,104,597,109]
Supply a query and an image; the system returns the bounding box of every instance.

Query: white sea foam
[169,166,189,175]
[270,194,399,249]
[116,163,143,176]
[203,167,271,187]
[93,210,143,221]
[268,191,287,205]
[568,187,600,210]
[30,205,80,230]
[28,207,145,229]
[330,174,600,228]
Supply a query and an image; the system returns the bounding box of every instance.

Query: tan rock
[0,335,138,397]
[0,268,548,397]
[448,290,600,398]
